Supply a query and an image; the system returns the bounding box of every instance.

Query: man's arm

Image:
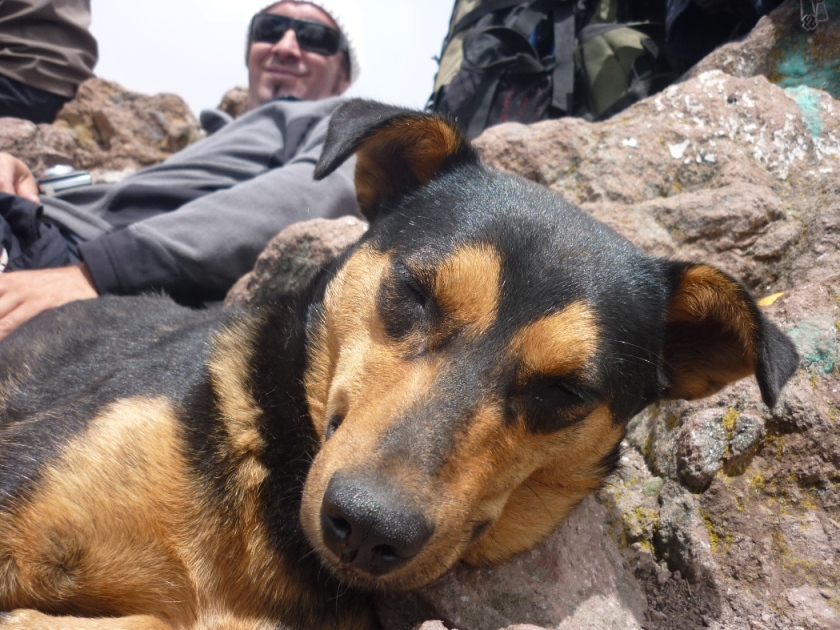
[0,264,98,340]
[0,153,98,341]
[78,131,359,304]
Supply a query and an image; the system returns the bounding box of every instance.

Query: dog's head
[299,100,799,591]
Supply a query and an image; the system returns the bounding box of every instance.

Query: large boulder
[216,87,250,120]
[0,77,203,180]
[225,216,367,307]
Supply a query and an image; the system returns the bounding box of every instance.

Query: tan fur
[209,317,267,455]
[0,397,199,623]
[0,609,174,629]
[304,245,393,441]
[665,265,757,399]
[512,301,600,380]
[354,117,466,214]
[207,315,270,490]
[433,244,501,339]
[307,243,502,432]
[301,249,621,591]
[0,608,288,630]
[302,244,508,589]
[667,265,756,346]
[0,360,32,419]
[464,406,624,564]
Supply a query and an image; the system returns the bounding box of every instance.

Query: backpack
[429,0,679,138]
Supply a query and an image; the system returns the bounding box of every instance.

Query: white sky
[89,1,455,117]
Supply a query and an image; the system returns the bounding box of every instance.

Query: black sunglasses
[249,13,346,56]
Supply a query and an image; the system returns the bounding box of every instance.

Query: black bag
[429,0,678,138]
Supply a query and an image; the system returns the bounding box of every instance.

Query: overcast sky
[89,1,455,117]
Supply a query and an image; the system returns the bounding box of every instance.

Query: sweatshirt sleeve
[78,116,359,305]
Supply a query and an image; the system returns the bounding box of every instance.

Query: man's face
[247,1,350,109]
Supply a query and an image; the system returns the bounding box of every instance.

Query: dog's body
[0,101,799,629]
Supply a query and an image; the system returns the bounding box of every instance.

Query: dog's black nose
[320,473,433,575]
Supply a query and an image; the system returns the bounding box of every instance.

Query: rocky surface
[0,77,203,181]
[475,67,839,294]
[377,496,649,630]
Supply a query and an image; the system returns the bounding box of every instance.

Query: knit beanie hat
[248,0,364,85]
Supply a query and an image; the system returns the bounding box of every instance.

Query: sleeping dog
[0,100,798,629]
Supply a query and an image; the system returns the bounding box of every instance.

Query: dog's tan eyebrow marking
[433,243,501,336]
[511,301,600,379]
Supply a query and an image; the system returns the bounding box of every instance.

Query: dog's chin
[309,541,458,592]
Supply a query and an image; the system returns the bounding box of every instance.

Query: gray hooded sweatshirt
[42,95,359,304]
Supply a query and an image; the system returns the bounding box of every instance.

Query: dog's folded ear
[314,99,479,219]
[661,262,799,408]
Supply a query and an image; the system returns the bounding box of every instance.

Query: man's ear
[661,262,799,408]
[314,99,478,220]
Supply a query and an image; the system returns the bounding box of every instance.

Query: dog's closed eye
[378,261,437,344]
[531,381,586,407]
[325,414,344,440]
[509,378,601,433]
[396,262,431,313]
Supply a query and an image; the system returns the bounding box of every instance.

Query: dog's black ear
[314,99,478,219]
[661,262,799,408]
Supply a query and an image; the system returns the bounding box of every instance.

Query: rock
[654,481,718,586]
[0,77,203,181]
[224,217,368,307]
[785,586,840,629]
[378,496,647,630]
[686,1,840,100]
[675,409,730,492]
[612,276,840,630]
[0,117,77,176]
[217,87,250,119]
[476,67,840,295]
[723,412,766,475]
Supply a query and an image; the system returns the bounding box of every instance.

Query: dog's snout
[320,473,433,576]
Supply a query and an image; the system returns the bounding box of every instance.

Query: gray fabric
[42,96,359,303]
[0,0,97,98]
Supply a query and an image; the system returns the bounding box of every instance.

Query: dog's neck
[195,297,376,628]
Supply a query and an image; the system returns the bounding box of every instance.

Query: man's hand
[0,152,40,204]
[0,264,98,341]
